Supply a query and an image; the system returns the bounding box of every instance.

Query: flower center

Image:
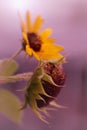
[22,33,42,52]
[28,33,42,51]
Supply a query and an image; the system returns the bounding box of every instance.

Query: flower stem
[9,48,23,61]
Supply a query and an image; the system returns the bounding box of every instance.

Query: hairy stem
[9,48,23,61]
[0,72,33,84]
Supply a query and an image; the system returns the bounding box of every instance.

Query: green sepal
[42,73,59,87]
[27,77,50,96]
[41,57,65,65]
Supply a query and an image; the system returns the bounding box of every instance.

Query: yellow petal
[37,52,63,60]
[41,43,64,53]
[32,15,43,33]
[26,45,33,56]
[26,11,32,32]
[55,45,64,52]
[22,32,29,45]
[32,50,40,60]
[40,29,52,40]
[21,22,26,32]
[41,37,55,45]
[45,38,55,44]
[18,12,26,32]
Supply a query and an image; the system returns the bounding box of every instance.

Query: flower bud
[22,59,66,123]
[36,62,66,108]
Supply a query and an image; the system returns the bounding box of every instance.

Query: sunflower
[20,11,64,61]
[22,60,66,124]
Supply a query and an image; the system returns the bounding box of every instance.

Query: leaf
[0,59,19,76]
[0,89,23,124]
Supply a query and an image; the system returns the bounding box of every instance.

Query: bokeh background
[0,0,87,130]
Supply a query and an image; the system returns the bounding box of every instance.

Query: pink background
[0,0,87,130]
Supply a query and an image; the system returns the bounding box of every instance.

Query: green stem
[0,72,33,84]
[9,48,23,61]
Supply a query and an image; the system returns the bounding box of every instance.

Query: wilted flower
[22,59,66,124]
[19,11,64,61]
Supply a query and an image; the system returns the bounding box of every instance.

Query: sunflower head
[21,59,66,124]
[22,32,42,52]
[20,11,64,61]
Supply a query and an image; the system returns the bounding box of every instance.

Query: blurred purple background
[0,0,87,130]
